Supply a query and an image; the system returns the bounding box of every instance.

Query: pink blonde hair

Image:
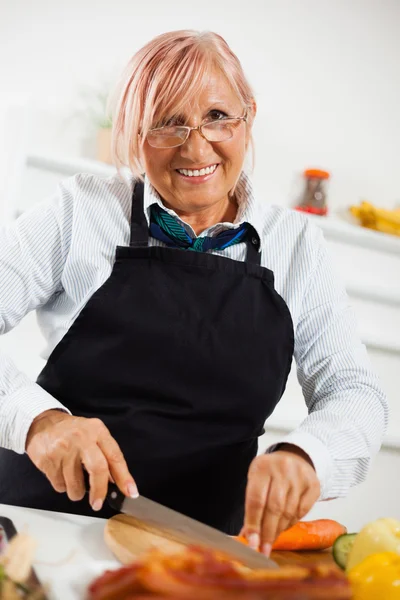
[109,30,255,179]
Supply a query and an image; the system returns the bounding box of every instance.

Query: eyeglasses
[146,112,248,149]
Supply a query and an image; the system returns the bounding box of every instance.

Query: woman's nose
[179,128,211,162]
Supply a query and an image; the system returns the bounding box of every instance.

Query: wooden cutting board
[104,513,337,569]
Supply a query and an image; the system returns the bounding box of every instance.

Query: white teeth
[177,164,218,177]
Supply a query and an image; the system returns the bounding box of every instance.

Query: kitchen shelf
[307,213,400,256]
[347,283,400,307]
[27,152,116,178]
[361,333,400,355]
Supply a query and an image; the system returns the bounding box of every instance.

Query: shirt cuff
[2,382,71,454]
[265,430,334,500]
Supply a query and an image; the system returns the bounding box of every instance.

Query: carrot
[272,520,347,551]
[234,535,249,546]
[234,519,347,552]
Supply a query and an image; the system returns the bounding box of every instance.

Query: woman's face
[140,67,255,215]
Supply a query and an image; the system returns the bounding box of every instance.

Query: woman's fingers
[243,449,320,555]
[98,433,138,498]
[260,483,289,555]
[81,444,110,511]
[298,484,320,520]
[273,485,299,543]
[62,455,86,501]
[26,411,137,512]
[44,461,67,494]
[244,459,271,550]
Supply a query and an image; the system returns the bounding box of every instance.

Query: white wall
[1,0,400,216]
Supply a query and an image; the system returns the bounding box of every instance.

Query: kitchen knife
[106,484,277,570]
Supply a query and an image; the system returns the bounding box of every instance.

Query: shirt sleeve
[266,226,389,500]
[0,182,74,454]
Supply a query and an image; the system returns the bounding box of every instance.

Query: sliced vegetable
[272,519,347,551]
[234,535,249,546]
[332,533,358,569]
[235,519,347,552]
[346,517,400,572]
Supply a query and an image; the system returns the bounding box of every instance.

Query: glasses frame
[146,110,248,148]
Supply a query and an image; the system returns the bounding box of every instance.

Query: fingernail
[92,499,103,512]
[248,533,260,550]
[127,482,139,499]
[262,543,272,557]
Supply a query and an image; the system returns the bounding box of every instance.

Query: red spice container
[295,168,330,216]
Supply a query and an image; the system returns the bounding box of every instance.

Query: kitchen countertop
[0,503,120,599]
[1,503,345,599]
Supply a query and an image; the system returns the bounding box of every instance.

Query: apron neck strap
[130,180,148,247]
[245,229,261,266]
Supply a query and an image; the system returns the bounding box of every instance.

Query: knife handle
[106,483,125,511]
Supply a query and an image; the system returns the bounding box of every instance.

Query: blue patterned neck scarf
[149,204,249,252]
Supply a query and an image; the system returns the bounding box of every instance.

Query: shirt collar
[141,171,263,242]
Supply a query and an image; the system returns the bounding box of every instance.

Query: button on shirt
[0,171,388,500]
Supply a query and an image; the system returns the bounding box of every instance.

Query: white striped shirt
[0,171,388,500]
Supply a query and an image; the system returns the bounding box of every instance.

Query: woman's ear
[245,99,257,150]
[247,99,257,127]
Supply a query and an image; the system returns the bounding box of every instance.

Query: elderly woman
[0,30,387,556]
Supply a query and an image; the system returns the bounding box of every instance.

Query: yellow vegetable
[348,552,400,600]
[349,201,400,237]
[347,518,400,571]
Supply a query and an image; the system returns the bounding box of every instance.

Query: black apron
[0,181,294,534]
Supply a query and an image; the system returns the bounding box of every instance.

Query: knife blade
[106,485,277,570]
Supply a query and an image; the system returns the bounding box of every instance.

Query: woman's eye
[207,110,228,122]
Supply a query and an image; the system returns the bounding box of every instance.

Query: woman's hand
[241,444,320,556]
[25,410,138,511]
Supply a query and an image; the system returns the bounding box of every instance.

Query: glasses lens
[147,126,188,148]
[202,119,241,142]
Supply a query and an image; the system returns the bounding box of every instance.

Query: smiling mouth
[175,164,219,177]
